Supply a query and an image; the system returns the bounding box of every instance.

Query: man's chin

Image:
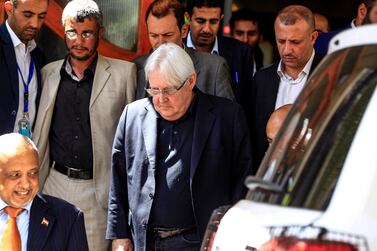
[70,53,91,61]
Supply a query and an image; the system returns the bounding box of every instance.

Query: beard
[65,36,99,61]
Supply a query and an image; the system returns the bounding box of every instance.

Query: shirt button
[74,155,78,159]
[149,193,154,199]
[74,135,79,140]
[76,117,80,121]
[11,110,17,116]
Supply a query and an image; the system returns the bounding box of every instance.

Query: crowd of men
[1,0,376,250]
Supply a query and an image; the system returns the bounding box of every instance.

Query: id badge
[18,114,31,138]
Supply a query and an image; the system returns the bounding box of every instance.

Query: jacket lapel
[33,63,62,146]
[90,55,110,108]
[190,92,215,180]
[27,194,56,251]
[142,99,159,169]
[1,25,19,106]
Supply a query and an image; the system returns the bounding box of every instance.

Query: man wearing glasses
[32,0,136,250]
[106,43,253,251]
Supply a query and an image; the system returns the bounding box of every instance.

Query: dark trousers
[146,229,201,251]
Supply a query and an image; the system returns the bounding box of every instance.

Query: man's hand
[112,238,133,251]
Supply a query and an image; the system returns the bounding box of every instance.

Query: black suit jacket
[217,36,254,110]
[106,90,253,251]
[27,193,88,250]
[251,53,323,168]
[0,23,45,135]
[184,35,254,111]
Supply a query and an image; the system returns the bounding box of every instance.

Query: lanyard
[17,57,35,113]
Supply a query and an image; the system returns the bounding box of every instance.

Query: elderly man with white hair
[32,0,136,250]
[106,42,253,251]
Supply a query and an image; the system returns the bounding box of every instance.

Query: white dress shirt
[0,199,32,251]
[6,21,38,135]
[186,31,219,54]
[275,51,315,109]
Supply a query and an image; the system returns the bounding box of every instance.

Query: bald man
[266,104,292,146]
[0,133,88,250]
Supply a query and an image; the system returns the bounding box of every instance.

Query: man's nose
[202,22,211,33]
[29,16,39,29]
[283,42,292,54]
[241,34,248,43]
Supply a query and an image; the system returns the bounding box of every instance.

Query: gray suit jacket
[33,54,136,209]
[133,47,235,100]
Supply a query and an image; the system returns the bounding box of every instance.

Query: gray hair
[276,5,315,32]
[145,43,195,88]
[62,0,103,27]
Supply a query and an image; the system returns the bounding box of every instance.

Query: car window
[250,45,377,211]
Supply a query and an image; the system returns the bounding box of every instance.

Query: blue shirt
[0,198,32,251]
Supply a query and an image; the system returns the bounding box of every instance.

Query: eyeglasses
[65,30,96,40]
[145,78,188,96]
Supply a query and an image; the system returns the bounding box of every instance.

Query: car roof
[328,24,377,54]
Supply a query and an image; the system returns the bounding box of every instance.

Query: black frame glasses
[145,78,188,96]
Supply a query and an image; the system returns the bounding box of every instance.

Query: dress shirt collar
[0,198,33,214]
[277,50,315,83]
[186,31,219,54]
[61,54,98,81]
[351,19,357,28]
[6,20,36,53]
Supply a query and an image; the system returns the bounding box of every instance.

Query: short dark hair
[229,9,261,34]
[145,0,184,29]
[186,0,223,16]
[276,5,315,32]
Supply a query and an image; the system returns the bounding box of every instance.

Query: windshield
[250,45,377,210]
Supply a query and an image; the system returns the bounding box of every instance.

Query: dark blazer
[133,47,235,101]
[217,36,254,111]
[106,90,253,251]
[183,36,254,111]
[251,53,323,168]
[0,23,45,135]
[27,193,88,251]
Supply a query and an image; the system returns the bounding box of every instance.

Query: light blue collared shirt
[0,198,32,251]
[186,31,219,54]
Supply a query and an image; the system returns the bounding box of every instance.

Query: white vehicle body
[205,24,377,251]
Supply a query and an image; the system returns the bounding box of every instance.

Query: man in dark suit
[252,5,322,168]
[184,0,253,111]
[229,8,264,74]
[0,133,88,251]
[314,0,377,56]
[0,0,48,136]
[134,0,234,101]
[106,43,252,251]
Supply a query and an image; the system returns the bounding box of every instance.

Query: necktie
[0,206,24,251]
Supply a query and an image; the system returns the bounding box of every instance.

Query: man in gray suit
[134,0,234,101]
[32,0,136,250]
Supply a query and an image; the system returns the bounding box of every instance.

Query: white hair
[62,0,103,27]
[144,43,195,88]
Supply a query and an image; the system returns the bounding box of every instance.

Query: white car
[201,24,377,251]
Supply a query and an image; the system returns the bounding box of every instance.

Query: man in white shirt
[251,5,323,168]
[0,0,48,137]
